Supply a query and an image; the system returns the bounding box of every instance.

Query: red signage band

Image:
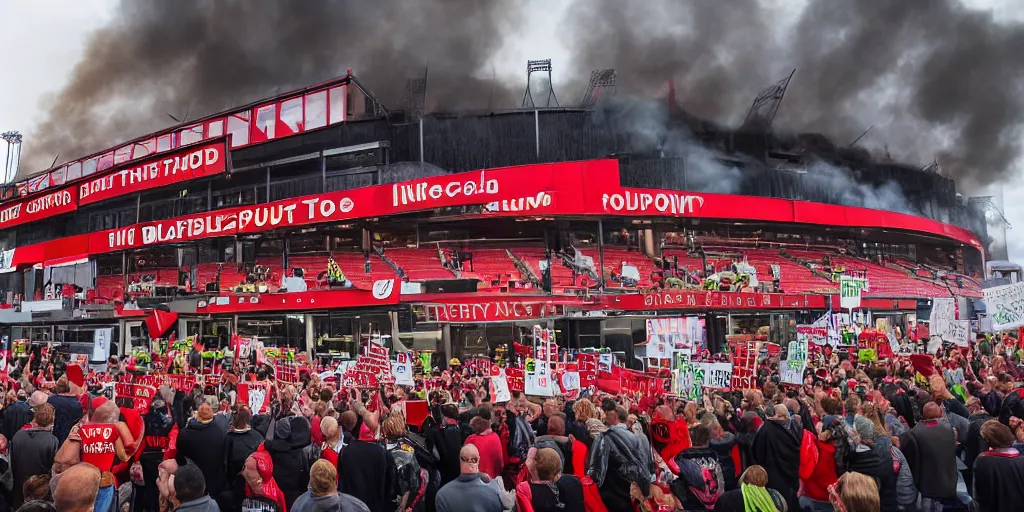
[79,140,228,205]
[603,290,828,310]
[195,281,400,314]
[0,187,77,231]
[425,300,568,323]
[5,159,980,268]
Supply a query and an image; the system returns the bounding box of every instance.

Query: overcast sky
[0,0,1020,261]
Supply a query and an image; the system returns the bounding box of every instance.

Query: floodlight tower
[0,131,23,184]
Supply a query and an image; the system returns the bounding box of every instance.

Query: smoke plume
[564,0,1024,192]
[22,0,1024,197]
[22,0,522,173]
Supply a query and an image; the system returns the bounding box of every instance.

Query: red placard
[79,139,228,205]
[114,382,156,413]
[0,187,77,231]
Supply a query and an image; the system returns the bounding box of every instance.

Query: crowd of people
[0,337,1021,512]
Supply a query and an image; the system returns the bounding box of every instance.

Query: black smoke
[21,0,522,173]
[22,0,1024,195]
[564,0,1024,192]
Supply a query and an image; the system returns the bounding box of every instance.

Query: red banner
[114,382,156,413]
[0,187,77,230]
[196,282,400,314]
[604,290,826,311]
[79,140,228,205]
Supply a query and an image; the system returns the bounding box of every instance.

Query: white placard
[929,298,968,346]
[92,328,112,362]
[598,353,614,372]
[886,332,902,355]
[490,374,511,403]
[646,317,688,356]
[839,276,868,310]
[248,385,267,414]
[984,282,1024,331]
[561,372,581,391]
[525,373,554,397]
[391,362,414,386]
[698,362,734,389]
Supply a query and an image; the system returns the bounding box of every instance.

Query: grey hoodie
[290,491,371,512]
[175,495,221,512]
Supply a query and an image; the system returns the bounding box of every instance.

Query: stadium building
[0,70,994,366]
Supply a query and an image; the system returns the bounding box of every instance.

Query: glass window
[329,86,346,124]
[157,135,173,152]
[132,138,156,160]
[97,152,115,172]
[305,91,327,129]
[180,125,203,146]
[82,157,99,176]
[279,97,303,134]
[114,145,132,164]
[208,120,224,138]
[228,113,250,147]
[66,162,82,181]
[254,104,276,140]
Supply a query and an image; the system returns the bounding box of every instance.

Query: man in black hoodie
[1,390,32,443]
[849,416,898,511]
[425,403,465,487]
[672,424,725,509]
[337,410,397,512]
[265,415,313,510]
[138,398,176,512]
[176,403,228,511]
[751,404,801,512]
[223,406,264,510]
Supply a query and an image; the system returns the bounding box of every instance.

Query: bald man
[435,445,503,512]
[899,401,958,505]
[320,416,344,469]
[53,462,101,512]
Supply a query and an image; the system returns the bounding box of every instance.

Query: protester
[972,419,1024,511]
[831,472,881,512]
[714,465,788,512]
[337,410,397,512]
[240,451,287,512]
[1,390,31,443]
[751,404,801,512]
[52,463,101,512]
[464,415,504,480]
[173,464,221,511]
[46,376,83,445]
[585,403,652,511]
[291,460,371,512]
[435,445,503,512]
[10,403,57,508]
[899,402,959,509]
[176,403,228,510]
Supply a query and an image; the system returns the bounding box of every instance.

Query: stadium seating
[598,246,656,288]
[384,248,457,281]
[743,249,836,294]
[511,247,587,289]
[289,252,397,290]
[456,248,524,289]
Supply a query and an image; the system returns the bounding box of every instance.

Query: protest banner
[984,282,1024,331]
[780,338,807,385]
[114,382,157,413]
[839,276,868,310]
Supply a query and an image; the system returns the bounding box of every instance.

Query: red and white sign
[605,290,826,311]
[114,382,156,413]
[238,382,272,414]
[195,282,400,314]
[425,300,566,322]
[79,140,228,205]
[0,187,78,230]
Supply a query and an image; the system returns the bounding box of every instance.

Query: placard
[525,373,554,397]
[561,372,581,391]
[780,339,806,385]
[92,328,113,362]
[392,361,414,386]
[700,362,734,389]
[114,382,156,413]
[645,317,690,356]
[984,282,1024,331]
[490,373,511,403]
[839,276,868,310]
[886,332,902,355]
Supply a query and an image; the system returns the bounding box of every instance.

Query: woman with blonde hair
[713,464,787,511]
[829,472,880,512]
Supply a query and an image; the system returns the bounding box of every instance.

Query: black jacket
[264,416,313,510]
[176,419,228,499]
[425,423,464,486]
[338,439,398,512]
[223,428,264,508]
[751,419,801,512]
[10,427,58,507]
[847,446,899,512]
[1,401,31,441]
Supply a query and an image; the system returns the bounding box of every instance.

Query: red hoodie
[465,431,505,479]
[801,434,839,502]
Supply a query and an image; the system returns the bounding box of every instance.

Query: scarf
[741,483,777,512]
[245,451,288,512]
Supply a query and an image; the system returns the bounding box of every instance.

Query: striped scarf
[741,483,778,512]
